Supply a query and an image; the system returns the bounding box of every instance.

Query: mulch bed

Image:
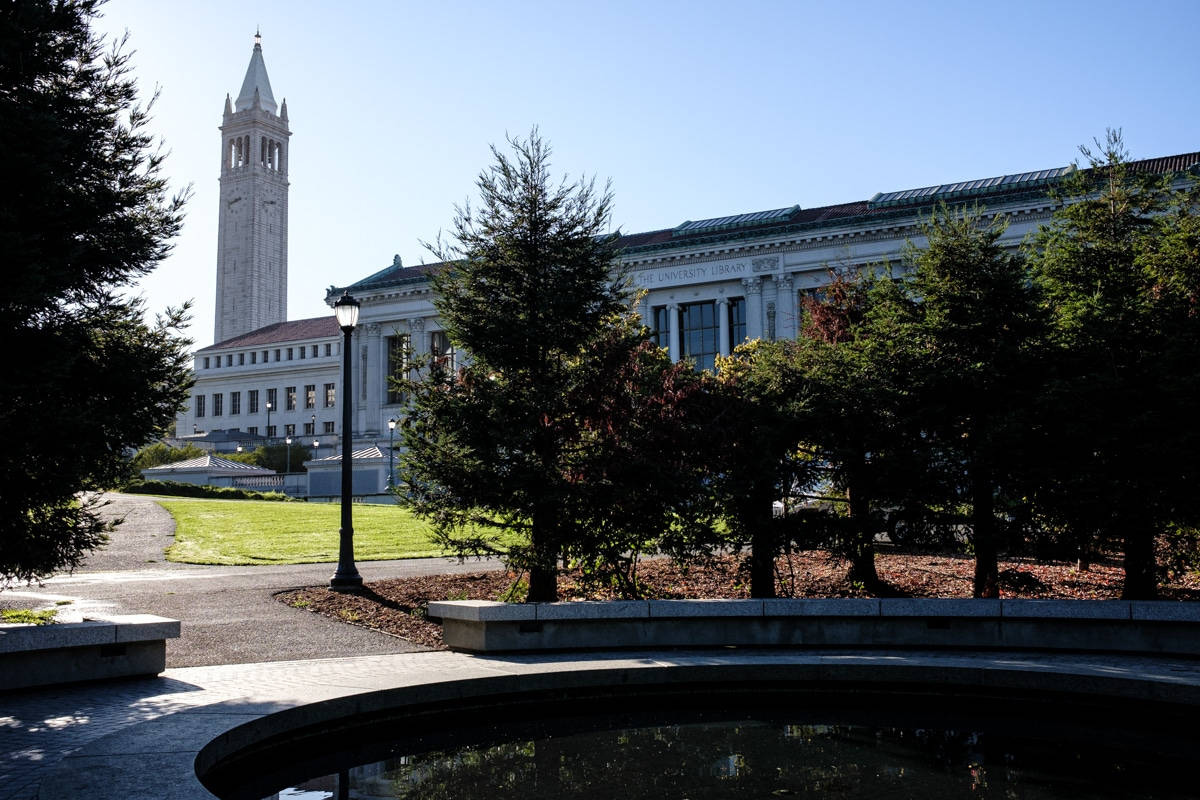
[276,551,1200,650]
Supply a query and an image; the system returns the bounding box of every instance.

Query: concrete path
[1,493,501,666]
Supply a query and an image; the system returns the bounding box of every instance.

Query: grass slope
[160,498,447,565]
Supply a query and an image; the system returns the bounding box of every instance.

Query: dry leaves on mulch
[276,551,1200,650]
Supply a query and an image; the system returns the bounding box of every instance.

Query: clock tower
[213,33,291,344]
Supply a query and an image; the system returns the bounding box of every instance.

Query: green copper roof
[869,165,1075,208]
[673,205,801,237]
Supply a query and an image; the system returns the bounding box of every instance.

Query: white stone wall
[177,336,339,444]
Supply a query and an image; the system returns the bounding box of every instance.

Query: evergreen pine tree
[0,0,192,582]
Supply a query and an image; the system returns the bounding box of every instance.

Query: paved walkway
[2,493,501,666]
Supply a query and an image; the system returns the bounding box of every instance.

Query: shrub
[122,479,295,502]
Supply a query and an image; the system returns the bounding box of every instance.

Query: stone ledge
[429,599,1200,655]
[0,614,180,689]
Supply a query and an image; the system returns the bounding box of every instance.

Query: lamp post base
[329,573,363,592]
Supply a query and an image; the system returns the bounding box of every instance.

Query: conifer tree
[1027,131,1200,599]
[0,0,193,583]
[401,131,713,601]
[905,206,1041,598]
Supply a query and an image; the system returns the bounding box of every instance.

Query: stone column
[363,323,383,436]
[775,273,796,340]
[717,297,731,357]
[667,302,681,362]
[408,317,428,358]
[741,277,763,341]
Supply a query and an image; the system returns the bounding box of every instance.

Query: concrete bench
[429,598,1200,655]
[0,614,180,690]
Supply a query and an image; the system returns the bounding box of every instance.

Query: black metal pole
[387,424,395,489]
[331,326,362,591]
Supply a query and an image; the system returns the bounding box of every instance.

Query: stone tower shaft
[214,35,291,344]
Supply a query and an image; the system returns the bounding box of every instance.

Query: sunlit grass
[159,498,448,565]
[1,609,57,625]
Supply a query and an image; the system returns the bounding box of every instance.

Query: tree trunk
[844,479,879,587]
[1121,525,1157,600]
[747,490,776,599]
[527,504,559,602]
[971,468,1000,599]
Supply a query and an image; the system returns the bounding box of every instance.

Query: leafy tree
[130,442,208,471]
[0,0,192,583]
[226,443,315,474]
[1027,131,1200,599]
[790,268,919,590]
[712,340,817,598]
[904,206,1042,597]
[550,309,720,596]
[401,130,712,601]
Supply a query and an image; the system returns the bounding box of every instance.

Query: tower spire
[235,31,276,114]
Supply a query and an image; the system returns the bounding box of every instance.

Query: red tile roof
[199,315,339,352]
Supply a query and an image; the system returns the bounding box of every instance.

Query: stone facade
[181,39,1198,466]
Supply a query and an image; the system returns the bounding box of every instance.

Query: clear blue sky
[95,0,1200,348]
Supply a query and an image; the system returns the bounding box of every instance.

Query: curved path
[2,493,501,668]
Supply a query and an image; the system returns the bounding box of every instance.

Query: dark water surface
[265,703,1194,799]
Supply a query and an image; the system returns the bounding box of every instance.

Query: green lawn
[158,498,448,565]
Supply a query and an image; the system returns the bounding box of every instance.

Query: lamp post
[387,418,397,489]
[331,291,363,591]
[285,436,292,473]
[266,401,273,440]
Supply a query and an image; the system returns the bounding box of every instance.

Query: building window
[430,330,456,375]
[225,354,232,367]
[680,301,718,372]
[266,425,277,438]
[274,349,281,362]
[195,394,206,418]
[285,386,297,411]
[262,350,269,363]
[248,390,259,414]
[247,426,258,436]
[230,391,241,415]
[311,345,319,358]
[323,420,335,434]
[203,357,210,369]
[213,393,224,416]
[386,334,409,405]
[651,306,671,350]
[303,421,315,436]
[266,387,277,413]
[304,384,316,409]
[284,423,295,436]
[287,348,293,361]
[324,383,335,407]
[250,351,257,364]
[238,353,245,365]
[324,343,332,357]
[729,297,747,351]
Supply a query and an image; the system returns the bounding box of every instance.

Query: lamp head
[333,291,361,331]
[388,418,397,431]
